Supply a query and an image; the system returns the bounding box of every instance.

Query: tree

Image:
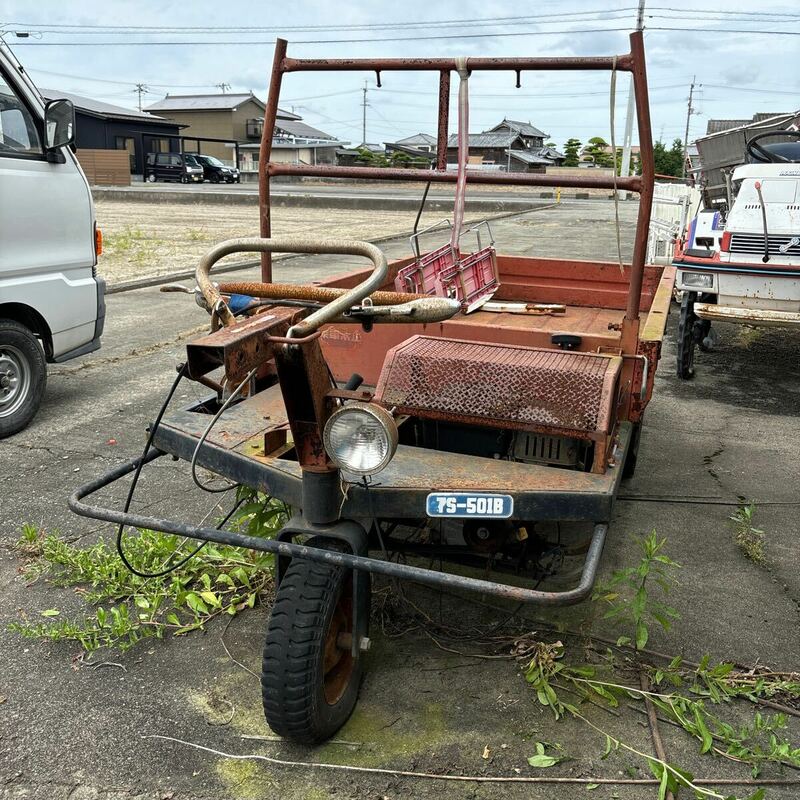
[563,138,582,167]
[355,147,426,169]
[584,136,614,168]
[653,138,685,177]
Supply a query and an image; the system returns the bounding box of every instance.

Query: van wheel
[180,175,188,184]
[147,174,156,183]
[0,321,47,438]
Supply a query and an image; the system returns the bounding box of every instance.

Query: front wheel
[261,537,369,743]
[0,320,47,438]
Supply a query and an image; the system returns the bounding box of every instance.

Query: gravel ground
[95,200,442,284]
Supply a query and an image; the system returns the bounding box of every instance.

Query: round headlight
[323,403,398,476]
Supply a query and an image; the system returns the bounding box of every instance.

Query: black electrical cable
[115,362,241,579]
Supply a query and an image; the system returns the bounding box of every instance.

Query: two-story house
[146,93,345,175]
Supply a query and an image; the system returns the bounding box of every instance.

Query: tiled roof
[706,113,791,135]
[274,119,337,140]
[488,119,547,138]
[394,133,437,146]
[447,132,520,148]
[41,89,176,124]
[506,150,554,165]
[145,92,298,119]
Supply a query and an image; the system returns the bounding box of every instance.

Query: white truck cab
[673,130,800,378]
[0,42,105,436]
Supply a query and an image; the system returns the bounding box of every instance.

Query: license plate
[426,492,513,519]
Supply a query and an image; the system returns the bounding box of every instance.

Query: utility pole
[682,76,697,180]
[215,82,231,94]
[619,0,646,195]
[134,83,148,111]
[361,80,368,146]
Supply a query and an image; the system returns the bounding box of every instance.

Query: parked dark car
[192,154,241,183]
[145,152,204,183]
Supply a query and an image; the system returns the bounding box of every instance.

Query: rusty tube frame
[257,32,654,322]
[195,236,388,333]
[69,449,609,607]
[258,37,287,282]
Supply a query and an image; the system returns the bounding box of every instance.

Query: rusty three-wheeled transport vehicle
[71,32,675,743]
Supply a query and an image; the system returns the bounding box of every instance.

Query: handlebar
[195,236,388,333]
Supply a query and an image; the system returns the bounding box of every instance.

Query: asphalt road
[1,202,798,800]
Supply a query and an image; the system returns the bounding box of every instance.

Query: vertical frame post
[259,38,288,283]
[436,70,450,171]
[625,30,654,323]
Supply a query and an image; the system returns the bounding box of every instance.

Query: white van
[0,42,105,437]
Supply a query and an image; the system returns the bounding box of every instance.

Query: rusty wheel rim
[322,575,355,706]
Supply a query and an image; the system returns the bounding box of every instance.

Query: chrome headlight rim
[323,402,398,476]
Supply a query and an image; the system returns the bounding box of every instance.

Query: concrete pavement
[1,201,798,800]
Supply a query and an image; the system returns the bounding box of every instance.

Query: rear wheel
[621,422,642,480]
[0,320,47,438]
[261,537,369,743]
[677,291,697,379]
[147,173,157,183]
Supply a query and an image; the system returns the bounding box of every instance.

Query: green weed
[729,502,765,563]
[10,491,285,653]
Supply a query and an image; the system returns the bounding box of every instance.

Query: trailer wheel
[0,320,47,438]
[676,291,697,380]
[261,537,368,743]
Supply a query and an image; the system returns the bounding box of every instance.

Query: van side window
[169,154,182,166]
[0,73,42,156]
[156,154,169,165]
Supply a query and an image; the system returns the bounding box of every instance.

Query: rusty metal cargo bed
[152,381,633,522]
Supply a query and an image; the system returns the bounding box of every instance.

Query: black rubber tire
[210,174,219,183]
[0,320,47,438]
[621,422,642,480]
[676,291,697,380]
[261,537,368,743]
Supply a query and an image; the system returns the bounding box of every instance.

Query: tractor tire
[261,537,369,743]
[677,291,697,380]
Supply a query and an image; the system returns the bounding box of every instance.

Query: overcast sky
[1,0,798,150]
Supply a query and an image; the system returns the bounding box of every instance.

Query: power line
[649,5,800,18]
[24,67,219,89]
[10,25,800,46]
[0,9,640,33]
[5,5,800,35]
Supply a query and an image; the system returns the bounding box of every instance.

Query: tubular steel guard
[68,449,608,607]
[196,236,388,332]
[258,32,655,323]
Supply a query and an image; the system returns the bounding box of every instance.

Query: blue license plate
[426,492,513,519]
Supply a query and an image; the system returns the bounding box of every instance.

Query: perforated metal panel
[375,336,621,436]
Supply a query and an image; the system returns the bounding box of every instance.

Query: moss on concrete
[317,700,450,768]
[215,758,272,799]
